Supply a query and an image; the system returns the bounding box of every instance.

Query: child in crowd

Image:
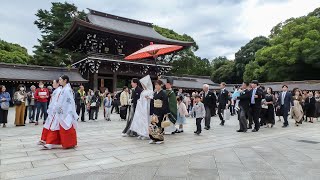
[103,93,113,121]
[176,96,189,133]
[149,115,164,144]
[233,90,241,112]
[191,95,206,135]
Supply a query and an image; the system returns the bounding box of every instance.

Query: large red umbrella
[125,43,183,60]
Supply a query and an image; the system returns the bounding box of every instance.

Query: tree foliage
[210,56,236,83]
[154,25,211,76]
[32,2,86,66]
[154,25,199,51]
[0,39,31,64]
[234,36,269,83]
[244,8,320,82]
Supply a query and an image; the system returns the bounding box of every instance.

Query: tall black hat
[166,77,174,85]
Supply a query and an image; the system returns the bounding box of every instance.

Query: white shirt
[281,91,287,105]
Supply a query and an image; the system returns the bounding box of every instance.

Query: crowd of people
[0,75,320,147]
[184,81,320,133]
[0,76,78,149]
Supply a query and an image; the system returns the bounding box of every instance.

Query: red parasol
[124,43,183,60]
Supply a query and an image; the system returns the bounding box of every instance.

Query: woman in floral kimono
[291,89,304,126]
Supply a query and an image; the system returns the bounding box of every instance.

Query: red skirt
[41,125,77,149]
[41,128,49,141]
[59,125,77,149]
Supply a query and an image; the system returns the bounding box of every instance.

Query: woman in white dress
[130,75,154,140]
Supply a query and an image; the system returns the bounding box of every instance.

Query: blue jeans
[36,102,48,122]
[29,105,36,121]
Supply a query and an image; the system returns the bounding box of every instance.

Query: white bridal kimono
[130,75,153,137]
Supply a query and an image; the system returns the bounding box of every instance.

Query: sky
[0,0,319,60]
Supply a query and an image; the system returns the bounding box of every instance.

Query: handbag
[14,100,22,106]
[161,116,171,128]
[120,106,127,111]
[223,109,230,120]
[90,97,98,107]
[1,102,9,110]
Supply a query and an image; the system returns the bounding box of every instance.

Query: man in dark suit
[75,85,86,122]
[218,82,229,126]
[122,78,143,136]
[249,80,263,132]
[202,84,217,130]
[237,82,251,132]
[277,85,293,128]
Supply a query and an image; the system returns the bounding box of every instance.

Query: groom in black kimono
[122,78,142,136]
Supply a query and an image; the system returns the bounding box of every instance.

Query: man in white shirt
[277,85,293,128]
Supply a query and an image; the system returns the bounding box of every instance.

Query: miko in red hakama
[39,84,78,149]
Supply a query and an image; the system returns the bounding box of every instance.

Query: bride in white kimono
[130,75,153,140]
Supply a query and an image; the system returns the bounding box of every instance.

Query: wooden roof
[161,75,217,90]
[56,9,194,48]
[0,63,87,83]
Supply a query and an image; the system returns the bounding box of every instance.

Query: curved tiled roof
[56,9,194,47]
[0,63,87,83]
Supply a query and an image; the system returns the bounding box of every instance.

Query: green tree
[153,25,198,51]
[0,39,31,64]
[32,2,86,66]
[244,8,320,82]
[154,25,210,76]
[211,56,236,83]
[234,36,270,83]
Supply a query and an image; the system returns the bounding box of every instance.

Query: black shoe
[81,120,86,122]
[282,125,288,128]
[171,132,176,135]
[252,129,258,132]
[196,132,201,135]
[220,123,224,126]
[175,129,181,133]
[194,131,198,134]
[204,127,209,130]
[180,130,184,133]
[237,130,244,132]
[248,126,252,129]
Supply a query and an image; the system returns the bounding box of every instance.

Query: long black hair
[60,75,70,83]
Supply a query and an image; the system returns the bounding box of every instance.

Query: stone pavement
[0,108,320,180]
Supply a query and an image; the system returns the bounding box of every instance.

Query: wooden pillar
[112,73,117,92]
[93,73,98,91]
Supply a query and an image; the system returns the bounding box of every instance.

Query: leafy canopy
[0,39,31,64]
[154,25,211,76]
[32,2,86,66]
[234,36,270,82]
[244,8,320,82]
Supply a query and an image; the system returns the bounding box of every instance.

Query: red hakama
[41,125,77,149]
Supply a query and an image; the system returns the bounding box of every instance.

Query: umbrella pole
[154,56,160,80]
[153,56,160,80]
